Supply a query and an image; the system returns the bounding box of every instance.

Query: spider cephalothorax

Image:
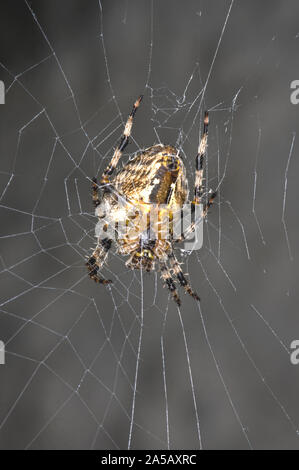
[86,96,216,305]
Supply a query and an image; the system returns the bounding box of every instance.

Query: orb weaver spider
[86,96,216,305]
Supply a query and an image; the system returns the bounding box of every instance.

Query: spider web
[1,0,299,450]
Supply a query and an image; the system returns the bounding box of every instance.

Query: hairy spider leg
[175,111,216,243]
[91,96,143,208]
[203,189,217,216]
[168,251,200,301]
[194,111,209,204]
[92,177,101,208]
[86,237,113,284]
[160,259,181,306]
[101,95,143,185]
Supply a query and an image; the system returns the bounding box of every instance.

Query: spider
[86,96,216,305]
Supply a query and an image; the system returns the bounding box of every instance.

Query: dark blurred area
[0,0,299,450]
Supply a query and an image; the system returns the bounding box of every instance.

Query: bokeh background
[0,0,299,450]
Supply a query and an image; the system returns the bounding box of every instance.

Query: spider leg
[100,95,143,185]
[174,111,216,244]
[92,177,101,208]
[91,96,142,205]
[194,111,209,205]
[175,189,217,244]
[193,111,217,217]
[203,189,217,217]
[177,110,209,240]
[168,251,200,301]
[160,259,181,306]
[86,237,113,284]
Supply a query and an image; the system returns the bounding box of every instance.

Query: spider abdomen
[112,144,188,207]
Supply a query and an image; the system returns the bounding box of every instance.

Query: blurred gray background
[0,0,299,450]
